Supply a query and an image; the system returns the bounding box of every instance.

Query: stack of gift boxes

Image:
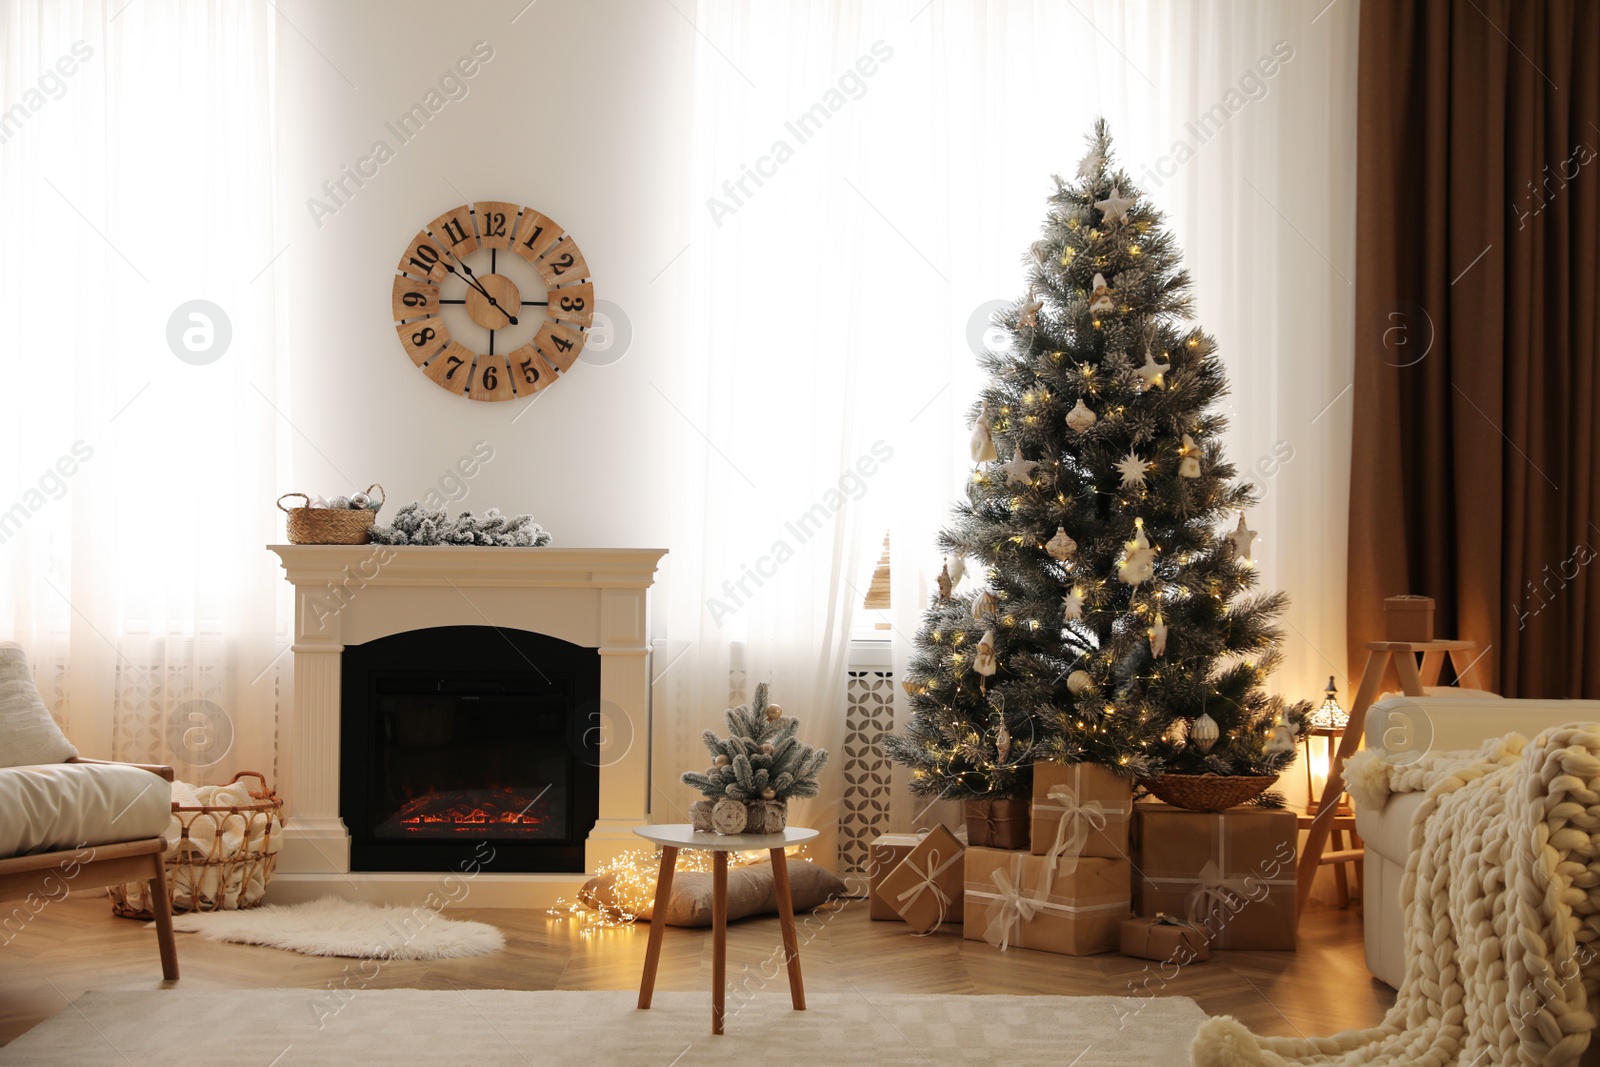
[868,761,1298,957]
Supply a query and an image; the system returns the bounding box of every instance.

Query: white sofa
[1356,690,1600,988]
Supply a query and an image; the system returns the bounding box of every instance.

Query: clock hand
[438,250,518,326]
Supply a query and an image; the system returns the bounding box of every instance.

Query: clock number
[409,244,439,274]
[484,212,507,237]
[558,295,586,313]
[549,334,574,354]
[441,218,469,246]
[548,252,575,275]
[482,364,498,390]
[521,224,545,252]
[520,358,541,385]
[411,326,436,347]
[402,291,429,308]
[445,355,464,379]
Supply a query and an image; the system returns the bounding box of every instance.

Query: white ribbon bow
[1039,784,1107,888]
[1183,860,1254,925]
[894,848,960,933]
[982,864,1043,951]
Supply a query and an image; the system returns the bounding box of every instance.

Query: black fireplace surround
[340,625,600,873]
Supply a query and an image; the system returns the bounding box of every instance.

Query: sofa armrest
[66,756,175,782]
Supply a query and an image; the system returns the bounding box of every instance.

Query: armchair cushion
[0,641,77,768]
[0,762,171,857]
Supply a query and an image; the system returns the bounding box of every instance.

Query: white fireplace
[267,544,665,907]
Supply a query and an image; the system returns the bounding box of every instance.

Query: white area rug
[166,896,504,959]
[0,989,1207,1066]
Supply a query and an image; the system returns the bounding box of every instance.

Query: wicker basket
[109,771,284,919]
[1143,773,1275,812]
[277,484,384,544]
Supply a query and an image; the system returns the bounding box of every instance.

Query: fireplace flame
[391,787,548,832]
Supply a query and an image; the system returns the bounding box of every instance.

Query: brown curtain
[1349,0,1600,697]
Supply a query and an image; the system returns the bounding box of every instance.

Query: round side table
[633,823,819,1035]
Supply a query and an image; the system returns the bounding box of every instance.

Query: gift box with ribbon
[1132,802,1297,951]
[1030,761,1131,869]
[1119,913,1211,963]
[869,833,926,920]
[963,796,1030,850]
[875,824,965,934]
[962,845,1130,956]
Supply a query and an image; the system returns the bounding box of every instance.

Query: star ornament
[1132,348,1170,392]
[1076,148,1105,180]
[1062,586,1086,621]
[1226,514,1258,561]
[1001,446,1039,487]
[1116,450,1152,488]
[1095,186,1136,227]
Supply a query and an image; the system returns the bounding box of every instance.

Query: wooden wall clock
[392,201,594,401]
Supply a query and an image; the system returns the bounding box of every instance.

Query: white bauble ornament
[1065,399,1097,433]
[1191,712,1219,754]
[972,590,997,620]
[1045,526,1077,562]
[1150,613,1168,658]
[1118,525,1156,586]
[947,556,967,587]
[1062,587,1085,621]
[1066,670,1093,695]
[1226,514,1258,561]
[1001,446,1039,487]
[1088,273,1115,315]
[1177,434,1202,479]
[970,401,999,463]
[350,491,371,508]
[972,629,998,677]
[711,797,749,834]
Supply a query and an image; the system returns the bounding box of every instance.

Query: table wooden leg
[637,846,677,1010]
[712,851,727,1035]
[770,847,806,1011]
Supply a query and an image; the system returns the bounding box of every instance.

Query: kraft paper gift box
[1119,914,1211,963]
[1031,761,1132,867]
[869,833,928,920]
[875,825,964,934]
[963,797,1031,850]
[1132,802,1297,951]
[962,845,1130,956]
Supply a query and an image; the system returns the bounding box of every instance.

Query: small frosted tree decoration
[681,683,828,834]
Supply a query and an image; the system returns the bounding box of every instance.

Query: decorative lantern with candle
[1302,676,1351,814]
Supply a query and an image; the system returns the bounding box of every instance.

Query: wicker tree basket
[277,484,384,545]
[109,771,285,919]
[1143,774,1275,812]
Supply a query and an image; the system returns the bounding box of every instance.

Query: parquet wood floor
[0,894,1394,1047]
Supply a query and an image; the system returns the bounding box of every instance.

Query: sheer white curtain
[663,0,1358,850]
[0,2,288,782]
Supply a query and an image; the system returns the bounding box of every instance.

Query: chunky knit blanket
[1192,726,1600,1067]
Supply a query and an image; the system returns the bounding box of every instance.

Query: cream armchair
[1355,690,1600,988]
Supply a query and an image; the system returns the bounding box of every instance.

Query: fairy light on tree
[887,121,1310,801]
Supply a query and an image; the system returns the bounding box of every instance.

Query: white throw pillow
[0,642,77,768]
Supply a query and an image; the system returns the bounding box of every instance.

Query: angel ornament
[1088,273,1115,315]
[973,628,999,690]
[970,401,999,463]
[1118,523,1156,586]
[1177,434,1202,478]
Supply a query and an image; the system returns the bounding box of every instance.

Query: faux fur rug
[1193,727,1600,1066]
[0,989,1208,1066]
[166,896,504,959]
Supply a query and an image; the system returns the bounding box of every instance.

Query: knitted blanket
[1192,726,1600,1067]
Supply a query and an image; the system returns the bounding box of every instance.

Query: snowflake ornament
[1116,451,1153,488]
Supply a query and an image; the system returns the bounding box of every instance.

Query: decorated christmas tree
[886,121,1309,802]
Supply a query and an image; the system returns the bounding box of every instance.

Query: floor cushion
[582,858,847,927]
[0,762,171,857]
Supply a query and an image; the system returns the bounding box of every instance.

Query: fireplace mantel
[268,545,666,905]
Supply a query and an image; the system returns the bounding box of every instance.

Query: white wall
[273,0,691,550]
